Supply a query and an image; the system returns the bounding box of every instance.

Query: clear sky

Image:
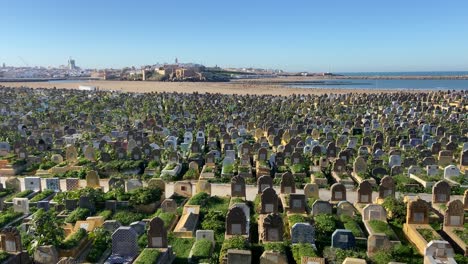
[1,0,468,72]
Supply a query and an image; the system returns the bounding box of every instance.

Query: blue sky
[1,0,468,72]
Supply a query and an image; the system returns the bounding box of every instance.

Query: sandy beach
[0,79,430,96]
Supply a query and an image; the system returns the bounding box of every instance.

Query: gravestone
[108,178,125,190]
[147,217,168,248]
[79,196,95,212]
[65,178,80,191]
[378,176,395,200]
[367,234,391,254]
[196,230,215,246]
[330,183,347,202]
[13,198,29,214]
[337,201,355,217]
[37,201,50,211]
[312,200,332,216]
[126,179,143,192]
[161,199,177,213]
[353,157,367,175]
[432,180,450,204]
[231,176,246,198]
[65,145,78,162]
[226,207,247,235]
[257,175,273,194]
[24,176,41,191]
[280,172,296,194]
[424,241,455,262]
[357,180,372,204]
[196,180,211,195]
[105,200,117,212]
[262,213,284,242]
[86,170,100,188]
[103,220,122,233]
[5,178,20,192]
[111,227,138,259]
[443,199,464,227]
[362,204,387,222]
[291,223,315,244]
[289,194,306,213]
[331,229,356,249]
[303,183,319,199]
[443,165,460,182]
[51,154,64,164]
[406,199,429,224]
[0,227,22,253]
[147,178,165,191]
[261,187,278,214]
[45,178,60,192]
[173,181,192,197]
[65,199,78,211]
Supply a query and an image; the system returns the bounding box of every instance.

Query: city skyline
[1,0,468,72]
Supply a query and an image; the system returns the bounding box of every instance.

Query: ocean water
[287,78,468,90]
[336,71,468,76]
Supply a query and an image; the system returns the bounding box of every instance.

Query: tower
[68,57,76,70]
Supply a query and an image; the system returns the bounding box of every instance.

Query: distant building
[78,85,97,91]
[2,63,5,68]
[68,58,76,70]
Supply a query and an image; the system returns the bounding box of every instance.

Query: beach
[0,78,433,96]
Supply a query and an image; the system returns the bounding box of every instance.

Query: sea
[287,71,468,90]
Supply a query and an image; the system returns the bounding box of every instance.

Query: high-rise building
[68,57,76,70]
[2,63,5,68]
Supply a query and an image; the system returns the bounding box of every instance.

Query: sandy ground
[0,80,425,96]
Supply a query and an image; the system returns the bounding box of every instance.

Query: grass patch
[291,243,317,264]
[368,220,397,240]
[134,248,161,264]
[191,238,212,262]
[169,235,195,264]
[417,228,441,242]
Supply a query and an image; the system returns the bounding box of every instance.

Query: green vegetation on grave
[0,209,23,228]
[151,209,176,229]
[368,220,398,240]
[263,242,288,254]
[291,243,318,264]
[392,174,425,193]
[323,247,367,264]
[369,244,423,264]
[52,168,88,179]
[0,251,10,262]
[183,167,199,180]
[0,188,14,198]
[201,210,226,242]
[135,248,162,264]
[98,210,113,220]
[113,210,148,226]
[97,159,144,172]
[290,163,306,174]
[65,208,91,223]
[163,162,178,171]
[340,215,364,237]
[30,189,54,202]
[38,160,57,170]
[32,209,65,247]
[58,228,87,250]
[381,196,406,227]
[169,234,195,264]
[187,192,230,214]
[453,223,468,244]
[219,236,249,263]
[288,214,310,227]
[313,214,337,251]
[5,189,33,202]
[191,238,212,263]
[417,228,441,242]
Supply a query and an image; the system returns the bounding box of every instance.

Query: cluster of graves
[0,86,466,264]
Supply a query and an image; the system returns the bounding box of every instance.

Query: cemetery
[0,86,466,263]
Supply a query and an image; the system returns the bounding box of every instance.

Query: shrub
[86,228,111,262]
[219,236,249,263]
[191,239,212,262]
[264,242,287,253]
[98,210,112,220]
[0,210,23,228]
[5,189,33,202]
[201,211,225,238]
[183,168,199,180]
[135,248,161,264]
[0,251,10,262]
[314,214,337,235]
[30,189,54,202]
[288,214,310,227]
[129,187,163,206]
[113,211,146,226]
[65,208,91,223]
[59,228,87,249]
[291,243,317,264]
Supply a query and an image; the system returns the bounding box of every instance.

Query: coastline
[0,80,441,96]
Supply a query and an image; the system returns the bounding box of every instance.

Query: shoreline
[0,79,460,96]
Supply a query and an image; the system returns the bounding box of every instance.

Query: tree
[32,209,65,247]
